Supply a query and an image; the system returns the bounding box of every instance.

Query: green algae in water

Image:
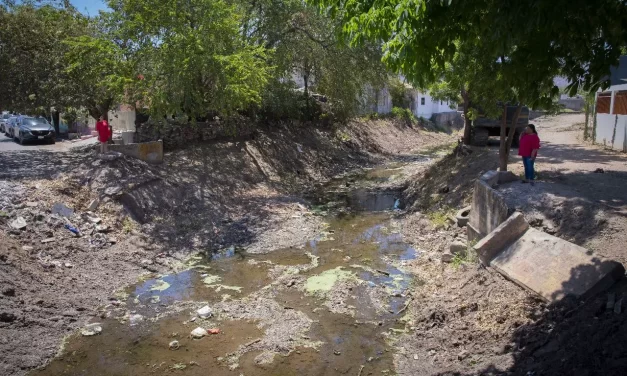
[149,279,170,292]
[203,275,222,285]
[305,267,356,293]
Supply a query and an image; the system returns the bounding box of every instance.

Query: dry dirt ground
[0,118,456,376]
[395,113,627,375]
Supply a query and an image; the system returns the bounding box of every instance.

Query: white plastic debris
[197,305,212,318]
[191,327,208,339]
[81,323,102,336]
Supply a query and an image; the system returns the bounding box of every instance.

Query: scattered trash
[41,237,56,244]
[129,314,144,326]
[358,365,365,376]
[169,340,180,350]
[81,323,102,336]
[197,305,212,318]
[413,354,419,360]
[367,281,376,288]
[334,350,341,355]
[64,262,73,268]
[393,198,401,210]
[190,327,208,339]
[208,328,220,334]
[51,203,74,218]
[10,217,27,230]
[87,216,102,224]
[22,245,34,251]
[26,202,38,207]
[189,317,197,322]
[104,186,122,196]
[87,198,100,211]
[64,224,81,236]
[95,224,110,233]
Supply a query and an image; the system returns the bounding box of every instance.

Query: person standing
[518,123,540,185]
[96,115,111,154]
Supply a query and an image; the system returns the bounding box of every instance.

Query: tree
[237,0,388,120]
[102,0,273,119]
[63,14,131,121]
[0,1,87,130]
[311,0,627,170]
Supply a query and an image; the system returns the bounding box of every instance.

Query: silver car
[5,116,18,137]
[0,113,11,134]
[13,117,56,145]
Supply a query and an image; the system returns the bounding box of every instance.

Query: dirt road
[0,131,97,153]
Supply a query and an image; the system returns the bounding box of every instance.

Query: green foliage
[390,106,415,124]
[388,77,411,108]
[106,0,272,118]
[427,207,454,228]
[0,2,87,113]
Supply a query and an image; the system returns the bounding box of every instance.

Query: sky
[70,0,109,16]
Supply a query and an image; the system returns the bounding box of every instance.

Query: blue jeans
[522,157,535,181]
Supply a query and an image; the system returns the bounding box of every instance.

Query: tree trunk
[52,110,60,136]
[584,101,590,140]
[303,73,310,118]
[461,88,471,145]
[500,103,523,171]
[498,103,508,171]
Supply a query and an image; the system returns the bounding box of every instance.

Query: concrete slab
[490,228,625,302]
[474,212,528,265]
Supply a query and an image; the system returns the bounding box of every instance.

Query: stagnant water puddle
[34,163,421,376]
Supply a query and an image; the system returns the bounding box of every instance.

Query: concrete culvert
[455,206,471,227]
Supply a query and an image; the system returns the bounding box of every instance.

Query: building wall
[411,91,455,119]
[595,83,627,152]
[87,106,137,132]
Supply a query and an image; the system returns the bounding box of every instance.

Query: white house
[595,56,627,152]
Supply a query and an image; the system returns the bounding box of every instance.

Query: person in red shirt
[96,115,111,154]
[518,123,540,185]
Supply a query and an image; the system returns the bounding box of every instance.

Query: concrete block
[474,212,529,265]
[121,131,135,145]
[109,140,163,164]
[479,170,499,187]
[469,180,510,239]
[490,228,625,302]
[450,241,467,256]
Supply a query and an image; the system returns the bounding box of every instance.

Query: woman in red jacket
[518,123,540,185]
[96,115,111,154]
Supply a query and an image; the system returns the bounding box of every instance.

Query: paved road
[0,131,97,152]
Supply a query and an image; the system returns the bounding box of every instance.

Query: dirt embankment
[395,114,627,375]
[0,118,455,376]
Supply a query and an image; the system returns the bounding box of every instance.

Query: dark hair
[528,123,538,135]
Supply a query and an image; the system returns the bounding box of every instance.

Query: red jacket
[518,133,540,157]
[96,120,111,142]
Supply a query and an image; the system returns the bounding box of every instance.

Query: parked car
[0,113,11,133]
[13,117,56,145]
[5,116,18,137]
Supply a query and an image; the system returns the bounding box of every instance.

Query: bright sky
[70,0,109,16]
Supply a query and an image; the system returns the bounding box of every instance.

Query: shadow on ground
[434,260,627,376]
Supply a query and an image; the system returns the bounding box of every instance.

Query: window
[421,97,425,105]
[613,91,627,115]
[596,92,612,114]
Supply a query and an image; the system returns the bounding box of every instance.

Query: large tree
[0,1,87,128]
[237,0,388,120]
[312,0,627,169]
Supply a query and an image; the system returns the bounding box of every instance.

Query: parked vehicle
[470,105,529,147]
[0,113,11,133]
[5,116,18,137]
[13,117,56,145]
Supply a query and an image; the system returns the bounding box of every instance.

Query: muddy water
[34,163,420,376]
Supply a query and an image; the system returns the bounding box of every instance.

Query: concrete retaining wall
[109,141,163,164]
[558,98,584,111]
[468,171,517,241]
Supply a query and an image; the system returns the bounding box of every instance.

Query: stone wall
[135,115,257,150]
